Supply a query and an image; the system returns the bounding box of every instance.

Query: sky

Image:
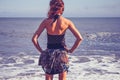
[0,0,120,17]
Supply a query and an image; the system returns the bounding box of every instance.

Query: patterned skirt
[38,48,69,74]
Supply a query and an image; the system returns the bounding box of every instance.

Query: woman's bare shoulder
[63,17,72,24]
[41,18,52,25]
[61,16,72,24]
[42,18,50,23]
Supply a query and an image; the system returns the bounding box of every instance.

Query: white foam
[0,54,120,80]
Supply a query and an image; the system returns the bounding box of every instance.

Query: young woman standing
[32,0,83,80]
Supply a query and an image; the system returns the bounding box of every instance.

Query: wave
[81,32,120,52]
[83,32,120,43]
[0,52,37,65]
[0,52,120,80]
[0,31,120,56]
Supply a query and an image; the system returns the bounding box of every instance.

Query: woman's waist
[47,43,65,49]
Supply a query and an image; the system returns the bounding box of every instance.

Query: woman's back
[45,16,69,35]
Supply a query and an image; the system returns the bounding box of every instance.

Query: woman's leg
[45,74,53,80]
[59,71,67,80]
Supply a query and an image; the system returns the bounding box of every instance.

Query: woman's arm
[68,20,83,53]
[32,20,46,53]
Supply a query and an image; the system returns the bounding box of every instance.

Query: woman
[32,0,83,80]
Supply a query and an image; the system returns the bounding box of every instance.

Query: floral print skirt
[38,48,69,74]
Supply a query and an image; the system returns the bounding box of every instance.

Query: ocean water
[0,17,120,56]
[0,17,120,79]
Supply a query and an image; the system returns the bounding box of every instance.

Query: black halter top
[47,33,66,49]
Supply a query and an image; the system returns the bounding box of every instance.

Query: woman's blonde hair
[48,0,64,18]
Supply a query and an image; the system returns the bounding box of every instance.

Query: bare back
[45,16,69,35]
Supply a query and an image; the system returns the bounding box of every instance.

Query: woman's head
[48,0,64,18]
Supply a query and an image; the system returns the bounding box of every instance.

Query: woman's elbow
[32,34,38,43]
[32,36,36,43]
[80,37,83,41]
[77,36,83,42]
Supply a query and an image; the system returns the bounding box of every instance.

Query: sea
[0,17,120,56]
[0,17,120,79]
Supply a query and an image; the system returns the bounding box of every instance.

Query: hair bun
[50,0,64,6]
[48,0,64,18]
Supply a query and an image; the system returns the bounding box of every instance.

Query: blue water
[0,17,120,56]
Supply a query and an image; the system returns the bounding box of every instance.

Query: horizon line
[0,16,120,18]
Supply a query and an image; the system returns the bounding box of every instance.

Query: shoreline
[0,54,120,80]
